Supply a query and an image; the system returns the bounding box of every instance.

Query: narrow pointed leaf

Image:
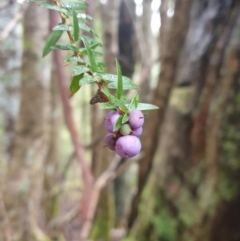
[134,103,159,111]
[113,116,123,132]
[99,102,118,109]
[42,30,63,57]
[101,89,128,113]
[98,73,132,83]
[122,114,129,124]
[72,66,90,76]
[70,74,82,95]
[128,94,139,111]
[107,81,138,90]
[61,2,87,10]
[53,24,70,31]
[40,3,67,13]
[51,43,79,51]
[116,59,123,99]
[81,37,97,72]
[65,56,85,64]
[72,10,79,42]
[79,76,97,85]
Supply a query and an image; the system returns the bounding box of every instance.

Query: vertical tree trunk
[3,3,51,241]
[128,0,193,229]
[90,1,121,240]
[0,2,22,160]
[128,1,240,241]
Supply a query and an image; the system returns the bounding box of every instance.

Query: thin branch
[49,10,93,221]
[0,191,12,241]
[0,5,27,43]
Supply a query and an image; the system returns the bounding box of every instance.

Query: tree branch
[49,10,93,221]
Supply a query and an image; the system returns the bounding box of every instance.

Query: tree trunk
[3,3,51,241]
[128,1,240,240]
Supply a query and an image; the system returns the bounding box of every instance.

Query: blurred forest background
[1,0,240,240]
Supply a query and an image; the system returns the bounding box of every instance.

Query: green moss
[151,209,178,241]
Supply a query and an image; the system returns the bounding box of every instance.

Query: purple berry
[104,111,120,133]
[131,127,143,137]
[129,109,144,129]
[104,134,116,151]
[115,135,141,158]
[120,124,132,136]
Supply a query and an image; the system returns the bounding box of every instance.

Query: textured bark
[128,0,193,229]
[0,2,22,160]
[90,1,121,240]
[2,3,51,241]
[128,1,240,241]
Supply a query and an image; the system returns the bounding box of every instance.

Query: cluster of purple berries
[104,109,144,158]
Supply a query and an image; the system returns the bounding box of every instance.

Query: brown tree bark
[127,1,240,240]
[2,3,51,241]
[128,0,193,229]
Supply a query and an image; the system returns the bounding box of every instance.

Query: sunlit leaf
[79,76,97,85]
[77,13,93,21]
[79,23,98,36]
[61,2,87,10]
[72,66,90,76]
[99,102,118,109]
[42,30,63,57]
[133,103,159,111]
[40,3,67,13]
[113,116,123,132]
[98,73,132,83]
[101,89,128,113]
[65,55,85,64]
[128,94,139,111]
[51,43,79,51]
[107,81,138,90]
[122,113,129,124]
[53,24,70,31]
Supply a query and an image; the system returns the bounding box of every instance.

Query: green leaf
[40,3,67,14]
[128,94,139,111]
[101,89,128,113]
[70,74,82,95]
[81,37,97,72]
[72,66,90,76]
[72,10,79,42]
[65,55,85,64]
[122,114,129,124]
[53,24,70,31]
[134,103,159,111]
[99,102,118,109]
[61,2,87,10]
[51,43,79,51]
[107,81,138,90]
[98,73,132,83]
[96,62,106,72]
[79,76,97,85]
[79,24,98,36]
[80,35,99,46]
[77,13,93,21]
[113,116,123,132]
[42,30,63,57]
[116,59,123,99]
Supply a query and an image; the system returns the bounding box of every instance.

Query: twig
[0,191,12,241]
[49,9,93,222]
[80,153,141,240]
[0,5,27,43]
